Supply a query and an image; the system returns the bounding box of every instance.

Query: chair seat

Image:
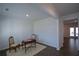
[11,44,17,47]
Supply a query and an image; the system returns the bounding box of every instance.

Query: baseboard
[36,42,48,47]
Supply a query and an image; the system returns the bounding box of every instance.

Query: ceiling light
[26,14,29,17]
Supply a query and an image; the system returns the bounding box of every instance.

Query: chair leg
[17,44,20,49]
[22,44,24,49]
[9,48,11,53]
[15,48,16,52]
[33,42,36,48]
[25,44,27,53]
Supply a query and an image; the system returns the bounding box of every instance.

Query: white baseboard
[0,47,8,51]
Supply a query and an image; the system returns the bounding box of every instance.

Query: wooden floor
[59,38,79,56]
[0,38,79,56]
[35,45,59,56]
[35,38,79,56]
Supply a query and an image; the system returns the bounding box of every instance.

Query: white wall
[0,4,61,50]
[0,15,33,50]
[33,17,59,49]
[0,15,60,50]
[58,17,64,49]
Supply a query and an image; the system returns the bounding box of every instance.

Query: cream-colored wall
[33,17,59,49]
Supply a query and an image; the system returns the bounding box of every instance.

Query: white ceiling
[0,3,79,20]
[53,3,79,16]
[0,3,55,21]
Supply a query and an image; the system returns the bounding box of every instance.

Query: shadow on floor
[0,50,7,56]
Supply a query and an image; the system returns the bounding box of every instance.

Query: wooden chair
[31,34,37,47]
[9,36,17,52]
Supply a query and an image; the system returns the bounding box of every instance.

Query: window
[70,27,74,36]
[70,27,78,37]
[76,27,78,36]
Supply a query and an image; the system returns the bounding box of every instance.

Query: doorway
[62,19,78,55]
[64,19,78,38]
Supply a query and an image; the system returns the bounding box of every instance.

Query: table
[21,39,36,53]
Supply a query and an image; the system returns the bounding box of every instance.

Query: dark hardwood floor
[0,38,79,56]
[59,38,79,56]
[35,38,79,56]
[35,45,59,56]
[0,50,6,56]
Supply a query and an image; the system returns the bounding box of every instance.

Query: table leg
[15,47,16,52]
[25,44,27,53]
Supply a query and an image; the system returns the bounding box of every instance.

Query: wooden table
[21,39,36,53]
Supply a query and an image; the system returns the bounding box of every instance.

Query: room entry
[63,19,79,54]
[64,19,78,39]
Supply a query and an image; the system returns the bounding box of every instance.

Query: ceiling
[0,3,79,20]
[53,3,79,16]
[0,4,56,20]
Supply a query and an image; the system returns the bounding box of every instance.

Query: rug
[6,43,46,56]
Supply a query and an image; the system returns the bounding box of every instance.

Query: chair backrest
[9,36,15,47]
[31,34,37,40]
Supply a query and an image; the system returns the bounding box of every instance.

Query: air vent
[5,8,9,11]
